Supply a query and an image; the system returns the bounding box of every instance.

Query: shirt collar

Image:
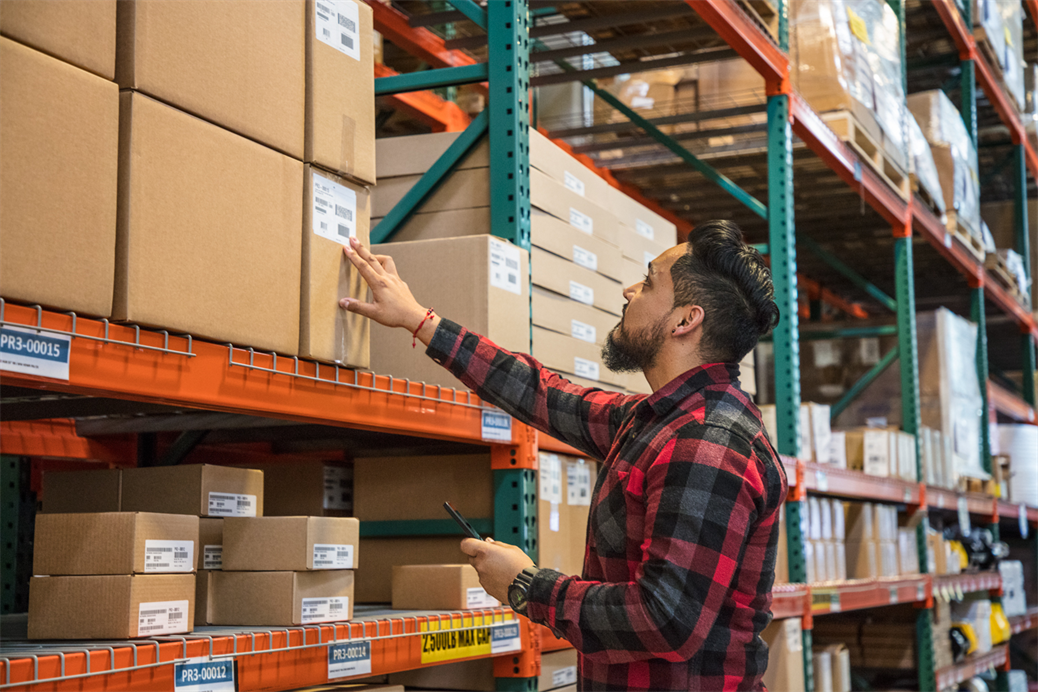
[641,362,740,417]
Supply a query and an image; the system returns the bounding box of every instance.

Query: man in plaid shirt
[341,220,787,691]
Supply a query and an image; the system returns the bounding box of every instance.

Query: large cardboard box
[538,454,597,577]
[222,516,360,571]
[116,0,305,159]
[370,207,491,243]
[250,460,352,517]
[539,649,579,691]
[210,570,354,626]
[41,468,121,513]
[199,518,223,571]
[115,92,303,353]
[391,564,499,611]
[305,0,375,184]
[0,0,116,79]
[354,454,493,522]
[615,224,672,268]
[761,617,805,692]
[376,131,489,178]
[0,38,118,317]
[532,287,617,347]
[532,247,624,317]
[301,164,370,366]
[28,574,194,639]
[532,326,624,388]
[121,464,264,517]
[845,540,879,579]
[532,210,623,281]
[356,537,469,603]
[531,168,618,247]
[34,512,198,576]
[607,189,677,248]
[369,236,529,388]
[530,129,614,205]
[372,166,488,217]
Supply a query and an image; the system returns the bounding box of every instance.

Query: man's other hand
[339,236,434,334]
[460,537,535,604]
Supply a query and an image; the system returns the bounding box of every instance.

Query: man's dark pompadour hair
[670,220,780,363]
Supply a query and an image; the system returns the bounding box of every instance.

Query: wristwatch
[507,566,541,615]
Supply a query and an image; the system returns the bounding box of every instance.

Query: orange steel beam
[375,63,471,132]
[687,0,789,93]
[0,418,134,462]
[1028,0,1038,29]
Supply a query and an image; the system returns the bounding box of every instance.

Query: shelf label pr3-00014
[328,641,371,679]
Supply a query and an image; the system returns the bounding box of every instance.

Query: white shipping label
[860,337,881,365]
[569,281,594,306]
[315,0,361,60]
[572,245,598,272]
[466,587,501,609]
[539,454,563,504]
[301,597,350,623]
[323,465,351,510]
[489,239,522,296]
[553,666,578,687]
[569,208,593,234]
[138,600,189,636]
[571,320,596,344]
[481,409,512,442]
[635,219,655,240]
[1021,505,1029,539]
[203,545,223,570]
[566,463,592,506]
[564,171,586,196]
[144,540,194,573]
[313,543,355,569]
[957,497,971,535]
[787,622,803,652]
[208,492,257,517]
[328,641,371,679]
[0,326,71,381]
[549,503,560,532]
[312,173,357,244]
[574,357,599,381]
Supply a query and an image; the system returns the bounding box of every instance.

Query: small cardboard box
[222,516,360,571]
[121,464,264,517]
[532,209,623,281]
[34,512,198,576]
[532,326,624,388]
[530,129,614,205]
[845,540,879,580]
[607,189,677,247]
[391,564,499,611]
[376,131,488,178]
[356,537,469,604]
[761,618,805,692]
[539,649,579,691]
[195,569,214,626]
[300,164,370,367]
[369,236,529,389]
[615,224,671,267]
[531,168,618,247]
[250,460,353,517]
[532,287,617,347]
[116,0,305,159]
[0,0,116,79]
[1,37,118,317]
[532,247,624,317]
[845,502,876,542]
[41,468,121,513]
[115,92,303,354]
[28,574,194,639]
[210,570,354,626]
[844,428,890,477]
[305,0,375,184]
[199,518,224,571]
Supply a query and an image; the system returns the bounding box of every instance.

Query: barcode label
[315,0,360,60]
[144,540,194,573]
[569,280,594,306]
[313,173,357,244]
[571,319,596,344]
[203,545,223,570]
[138,600,189,636]
[323,465,352,510]
[465,587,500,609]
[569,208,593,234]
[489,238,522,296]
[635,219,655,240]
[553,666,578,687]
[312,543,354,569]
[567,461,592,506]
[301,596,350,623]
[574,357,599,381]
[207,492,256,517]
[572,245,598,272]
[563,171,586,196]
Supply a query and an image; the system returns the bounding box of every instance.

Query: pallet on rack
[821,110,911,200]
[944,210,986,261]
[984,253,1031,309]
[909,174,945,217]
[973,26,1025,115]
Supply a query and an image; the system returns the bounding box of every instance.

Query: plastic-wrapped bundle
[975,0,1007,71]
[996,0,1025,111]
[907,90,981,238]
[908,114,945,213]
[860,0,907,168]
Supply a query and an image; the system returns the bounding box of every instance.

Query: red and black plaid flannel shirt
[427,319,788,691]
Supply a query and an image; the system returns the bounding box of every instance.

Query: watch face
[508,583,528,612]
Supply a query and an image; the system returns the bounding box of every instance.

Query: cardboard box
[538,453,597,577]
[372,166,488,217]
[41,468,121,513]
[621,256,645,290]
[761,618,805,692]
[806,403,832,463]
[356,537,469,603]
[532,247,624,317]
[121,464,264,517]
[0,37,118,317]
[34,512,198,576]
[845,502,876,542]
[390,657,496,691]
[615,224,671,267]
[831,500,845,541]
[391,564,499,611]
[829,431,847,468]
[28,574,194,639]
[354,453,492,521]
[530,129,614,204]
[199,518,223,571]
[775,504,789,584]
[222,516,359,571]
[532,209,623,281]
[532,287,617,347]
[532,326,624,387]
[376,131,488,178]
[369,236,529,389]
[195,569,213,626]
[0,0,116,79]
[210,570,354,626]
[539,649,579,691]
[812,651,832,692]
[531,168,618,247]
[897,528,919,575]
[116,0,305,159]
[845,540,878,579]
[300,164,370,366]
[250,460,352,517]
[305,0,374,184]
[834,542,847,581]
[371,206,491,243]
[878,540,898,577]
[115,92,303,353]
[606,188,677,246]
[844,428,889,476]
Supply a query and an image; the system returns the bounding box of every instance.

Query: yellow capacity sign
[418,613,520,664]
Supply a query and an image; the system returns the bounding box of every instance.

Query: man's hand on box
[340,237,440,343]
[460,537,535,603]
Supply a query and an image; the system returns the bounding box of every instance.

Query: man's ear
[672,305,705,337]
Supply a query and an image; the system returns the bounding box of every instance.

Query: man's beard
[601,310,669,373]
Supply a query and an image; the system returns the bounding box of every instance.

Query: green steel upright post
[1013,145,1036,406]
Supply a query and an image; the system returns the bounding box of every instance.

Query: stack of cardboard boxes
[1,0,375,367]
[538,453,598,578]
[844,502,916,580]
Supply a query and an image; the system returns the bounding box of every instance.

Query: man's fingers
[351,238,386,275]
[373,254,397,275]
[339,298,378,319]
[343,244,383,287]
[460,538,484,557]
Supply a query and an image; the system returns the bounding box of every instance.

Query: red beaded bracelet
[412,308,435,348]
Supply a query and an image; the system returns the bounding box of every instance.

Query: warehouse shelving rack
[2,0,1038,691]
